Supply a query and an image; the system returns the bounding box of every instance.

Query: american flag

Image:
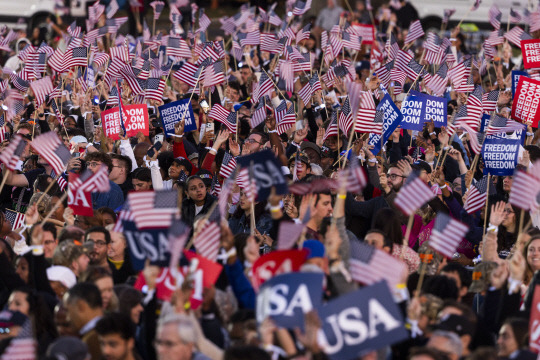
[253,72,273,103]
[237,31,260,46]
[89,1,105,24]
[425,63,448,96]
[260,33,280,54]
[106,0,119,18]
[56,175,67,192]
[404,20,424,44]
[530,11,540,33]
[30,132,71,175]
[199,9,211,31]
[0,135,26,171]
[342,32,362,51]
[509,170,540,211]
[5,209,26,230]
[194,221,221,261]
[463,176,494,214]
[296,23,312,43]
[145,78,165,101]
[203,61,225,87]
[471,0,481,11]
[30,76,54,107]
[486,29,504,46]
[349,240,407,288]
[482,90,499,112]
[0,337,36,360]
[9,73,29,92]
[298,81,313,106]
[292,0,312,16]
[173,62,199,87]
[344,154,367,193]
[127,190,180,229]
[461,123,484,154]
[220,152,237,178]
[504,27,532,48]
[208,104,237,133]
[119,65,144,95]
[63,47,88,70]
[486,115,526,136]
[168,217,190,270]
[455,72,475,93]
[67,21,81,38]
[275,101,296,134]
[166,37,192,59]
[489,5,502,29]
[277,221,305,250]
[403,58,425,81]
[322,112,339,143]
[395,50,413,72]
[70,166,111,193]
[443,9,456,23]
[150,1,165,20]
[394,171,436,216]
[455,106,480,132]
[510,8,522,23]
[268,9,282,26]
[385,33,400,61]
[353,91,377,134]
[429,213,469,258]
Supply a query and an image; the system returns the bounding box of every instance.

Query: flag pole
[40,191,68,225]
[415,249,430,295]
[36,179,59,207]
[0,169,9,194]
[518,209,525,235]
[402,213,415,253]
[482,174,491,234]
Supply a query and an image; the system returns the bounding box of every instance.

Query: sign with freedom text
[482,136,521,176]
[511,77,540,127]
[101,104,149,140]
[522,39,540,69]
[158,99,197,138]
[368,94,403,155]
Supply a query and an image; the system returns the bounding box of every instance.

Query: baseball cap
[0,310,27,328]
[46,336,90,360]
[300,142,321,158]
[196,169,213,187]
[172,157,193,174]
[435,314,476,337]
[417,243,443,276]
[412,160,432,174]
[469,261,498,293]
[302,239,326,259]
[47,266,77,289]
[288,151,310,166]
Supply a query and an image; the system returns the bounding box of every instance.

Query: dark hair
[81,265,113,284]
[314,191,332,207]
[42,222,57,239]
[249,131,268,145]
[95,312,136,340]
[132,167,152,182]
[114,285,143,316]
[228,81,241,92]
[502,317,530,348]
[85,226,111,244]
[186,175,204,188]
[157,151,174,178]
[372,208,404,246]
[524,145,540,162]
[95,207,117,225]
[441,263,472,289]
[11,287,58,342]
[58,226,85,244]
[85,152,113,173]
[34,174,60,194]
[441,300,477,327]
[422,275,459,300]
[110,154,132,172]
[224,346,271,360]
[66,282,103,309]
[365,229,393,249]
[408,346,450,360]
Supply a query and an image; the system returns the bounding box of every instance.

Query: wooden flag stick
[0,169,9,194]
[402,213,415,253]
[415,249,430,296]
[185,200,219,250]
[40,191,68,225]
[456,9,472,30]
[36,179,58,207]
[482,174,491,234]
[518,209,525,236]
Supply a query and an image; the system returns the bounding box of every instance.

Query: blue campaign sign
[369,94,403,155]
[512,70,529,98]
[158,99,197,138]
[256,272,324,330]
[400,94,426,131]
[423,94,447,128]
[482,136,521,176]
[236,149,289,201]
[316,282,408,360]
[479,114,490,133]
[123,220,171,271]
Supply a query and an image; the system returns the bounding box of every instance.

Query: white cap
[47,266,77,289]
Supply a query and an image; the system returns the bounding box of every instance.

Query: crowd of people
[0,0,539,359]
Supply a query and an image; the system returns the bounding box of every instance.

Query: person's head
[84,226,111,266]
[64,282,104,332]
[47,266,77,298]
[371,208,404,246]
[15,256,29,284]
[364,229,392,253]
[131,167,152,191]
[497,317,530,357]
[427,330,462,360]
[244,131,267,153]
[422,275,459,300]
[227,81,241,102]
[440,263,472,301]
[7,287,35,316]
[81,266,116,311]
[312,192,333,222]
[85,152,113,174]
[387,163,407,191]
[46,336,90,360]
[155,314,199,360]
[54,302,78,337]
[169,157,192,180]
[289,153,311,180]
[42,222,58,259]
[409,347,451,360]
[301,142,322,165]
[502,175,513,192]
[95,312,136,360]
[133,142,152,167]
[96,207,116,227]
[108,231,127,262]
[185,176,207,205]
[436,302,477,355]
[525,235,540,277]
[109,154,132,184]
[52,241,90,277]
[114,285,144,325]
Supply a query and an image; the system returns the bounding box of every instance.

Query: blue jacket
[92,180,124,211]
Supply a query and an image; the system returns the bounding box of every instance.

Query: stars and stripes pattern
[504,27,532,48]
[145,78,166,101]
[219,152,237,178]
[30,132,71,176]
[0,135,26,171]
[404,20,424,44]
[429,213,469,258]
[127,190,180,229]
[30,76,54,107]
[349,240,407,288]
[344,154,367,193]
[394,172,436,216]
[463,176,493,214]
[5,209,26,230]
[488,5,502,30]
[194,221,221,261]
[353,91,377,134]
[70,165,111,193]
[485,115,526,136]
[150,1,165,20]
[208,104,237,133]
[509,170,540,211]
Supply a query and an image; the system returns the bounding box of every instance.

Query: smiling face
[527,238,540,272]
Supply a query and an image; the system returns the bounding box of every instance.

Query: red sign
[251,249,308,291]
[511,76,540,127]
[67,173,93,216]
[522,39,540,69]
[101,104,149,140]
[350,24,375,45]
[134,250,222,309]
[529,285,540,353]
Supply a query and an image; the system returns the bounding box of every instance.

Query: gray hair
[158,314,198,345]
[429,330,463,357]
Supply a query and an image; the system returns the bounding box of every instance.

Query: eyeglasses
[387,174,406,180]
[86,239,107,247]
[245,138,262,145]
[153,339,183,348]
[87,161,102,168]
[44,240,56,246]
